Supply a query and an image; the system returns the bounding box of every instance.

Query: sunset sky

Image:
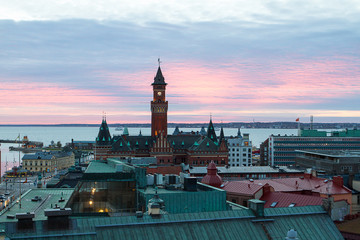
[1,1,359,124]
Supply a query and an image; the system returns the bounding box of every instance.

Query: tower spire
[207,117,217,142]
[219,126,225,142]
[237,128,241,137]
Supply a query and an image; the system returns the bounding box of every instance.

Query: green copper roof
[4,205,343,240]
[0,188,74,223]
[123,127,129,136]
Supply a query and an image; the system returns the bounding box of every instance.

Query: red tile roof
[221,181,265,196]
[146,166,182,175]
[260,192,323,208]
[253,176,351,195]
[220,175,351,196]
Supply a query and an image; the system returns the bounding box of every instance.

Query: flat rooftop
[85,161,117,174]
[190,166,303,175]
[0,188,74,222]
[139,183,222,195]
[296,150,360,158]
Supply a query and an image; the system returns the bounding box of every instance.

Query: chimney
[304,173,311,179]
[16,212,35,230]
[332,176,343,187]
[311,169,317,177]
[44,208,72,230]
[348,174,354,189]
[248,199,265,217]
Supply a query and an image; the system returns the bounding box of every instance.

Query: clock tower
[151,65,168,137]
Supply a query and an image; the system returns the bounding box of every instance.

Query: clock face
[157,91,162,96]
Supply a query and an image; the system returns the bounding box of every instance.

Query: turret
[201,161,223,188]
[207,118,217,142]
[96,118,112,146]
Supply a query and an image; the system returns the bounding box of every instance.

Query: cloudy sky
[1,0,359,124]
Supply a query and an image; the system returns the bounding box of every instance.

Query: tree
[56,141,62,148]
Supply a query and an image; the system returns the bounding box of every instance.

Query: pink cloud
[1,55,359,124]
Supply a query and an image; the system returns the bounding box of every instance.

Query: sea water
[0,126,298,176]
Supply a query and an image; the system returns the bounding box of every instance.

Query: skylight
[270,202,278,207]
[289,203,296,207]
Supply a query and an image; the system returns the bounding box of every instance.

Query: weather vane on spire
[158,58,162,67]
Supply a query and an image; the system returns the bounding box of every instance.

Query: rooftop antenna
[310,115,313,130]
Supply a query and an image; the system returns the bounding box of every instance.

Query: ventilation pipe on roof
[285,229,298,239]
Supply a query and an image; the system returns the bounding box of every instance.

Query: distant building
[190,165,304,180]
[226,129,252,167]
[94,66,228,166]
[260,129,360,166]
[68,140,95,150]
[295,150,360,175]
[22,151,75,173]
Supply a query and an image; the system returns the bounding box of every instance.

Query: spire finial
[210,113,212,121]
[158,58,161,67]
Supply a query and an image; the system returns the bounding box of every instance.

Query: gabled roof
[112,136,153,151]
[221,176,351,196]
[260,192,323,208]
[221,181,265,196]
[189,136,219,151]
[152,66,167,85]
[167,135,200,150]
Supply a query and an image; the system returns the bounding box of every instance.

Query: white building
[227,129,252,167]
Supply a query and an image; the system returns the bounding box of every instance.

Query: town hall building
[94,65,228,166]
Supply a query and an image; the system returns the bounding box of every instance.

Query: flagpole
[18,133,22,208]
